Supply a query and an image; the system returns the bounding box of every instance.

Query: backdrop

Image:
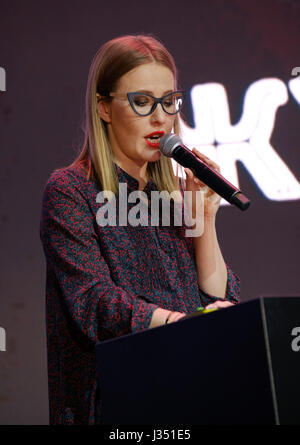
[0,0,299,424]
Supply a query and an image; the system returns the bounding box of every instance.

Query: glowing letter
[178,78,300,204]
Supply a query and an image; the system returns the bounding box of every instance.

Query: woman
[40,34,240,425]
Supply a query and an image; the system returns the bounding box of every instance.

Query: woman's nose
[150,103,166,123]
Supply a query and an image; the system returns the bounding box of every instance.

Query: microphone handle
[173,146,250,211]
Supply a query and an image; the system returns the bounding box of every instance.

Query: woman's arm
[40,171,160,343]
[183,148,239,302]
[193,215,227,299]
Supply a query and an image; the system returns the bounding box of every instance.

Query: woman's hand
[204,300,235,310]
[184,148,222,220]
[165,311,186,324]
[150,308,186,328]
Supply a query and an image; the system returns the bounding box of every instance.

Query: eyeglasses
[102,90,186,116]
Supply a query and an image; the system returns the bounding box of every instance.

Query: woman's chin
[147,149,161,162]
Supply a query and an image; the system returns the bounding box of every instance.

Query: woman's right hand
[149,308,186,328]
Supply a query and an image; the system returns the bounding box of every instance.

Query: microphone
[159,133,250,211]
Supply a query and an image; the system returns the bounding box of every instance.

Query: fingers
[184,168,216,199]
[191,148,221,173]
[184,148,221,194]
[167,311,186,323]
[184,168,206,187]
[205,301,235,310]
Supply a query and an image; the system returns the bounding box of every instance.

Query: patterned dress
[39,160,240,424]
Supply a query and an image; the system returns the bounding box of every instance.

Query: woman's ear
[97,94,112,123]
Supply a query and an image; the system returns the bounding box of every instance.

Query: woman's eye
[134,96,150,106]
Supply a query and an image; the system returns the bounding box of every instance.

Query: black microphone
[159,133,250,211]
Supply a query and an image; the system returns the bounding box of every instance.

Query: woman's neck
[114,160,149,190]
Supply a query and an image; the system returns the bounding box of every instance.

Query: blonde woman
[40,35,240,425]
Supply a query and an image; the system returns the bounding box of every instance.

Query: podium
[95,297,300,425]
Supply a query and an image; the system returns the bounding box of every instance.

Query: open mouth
[144,131,165,146]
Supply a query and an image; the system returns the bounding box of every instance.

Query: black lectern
[95,297,300,425]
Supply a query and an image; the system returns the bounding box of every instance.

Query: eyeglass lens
[131,92,184,115]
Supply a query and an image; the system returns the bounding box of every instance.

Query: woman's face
[99,62,176,168]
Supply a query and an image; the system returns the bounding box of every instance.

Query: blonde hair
[69,34,182,195]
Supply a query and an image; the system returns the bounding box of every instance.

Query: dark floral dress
[39,161,240,424]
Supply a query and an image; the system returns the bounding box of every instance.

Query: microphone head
[159,133,182,157]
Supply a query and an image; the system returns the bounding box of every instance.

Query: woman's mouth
[144,131,165,148]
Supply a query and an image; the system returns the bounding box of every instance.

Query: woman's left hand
[204,300,235,310]
[184,148,222,220]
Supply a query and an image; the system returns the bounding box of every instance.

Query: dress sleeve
[39,173,159,343]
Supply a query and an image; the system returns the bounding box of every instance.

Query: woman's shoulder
[42,160,95,203]
[45,160,92,188]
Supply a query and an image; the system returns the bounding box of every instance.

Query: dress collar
[114,163,157,196]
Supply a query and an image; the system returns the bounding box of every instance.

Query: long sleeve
[40,172,159,343]
[41,164,241,424]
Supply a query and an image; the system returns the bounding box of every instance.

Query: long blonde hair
[69,34,182,195]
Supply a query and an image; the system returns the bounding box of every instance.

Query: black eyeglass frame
[104,90,186,116]
[128,90,186,116]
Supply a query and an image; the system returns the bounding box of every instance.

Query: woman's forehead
[116,62,175,93]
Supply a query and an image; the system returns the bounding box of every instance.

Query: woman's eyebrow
[134,89,174,95]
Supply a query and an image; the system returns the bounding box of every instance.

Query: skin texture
[98,62,176,190]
